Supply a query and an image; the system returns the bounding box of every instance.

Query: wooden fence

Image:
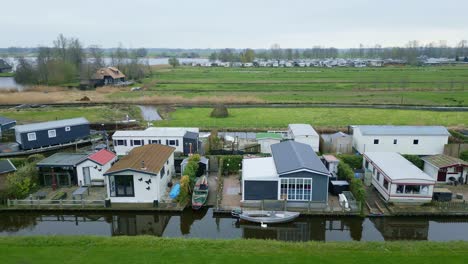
[434,201,468,211]
[444,143,468,158]
[7,199,106,209]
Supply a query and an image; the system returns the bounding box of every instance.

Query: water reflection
[1,210,468,241]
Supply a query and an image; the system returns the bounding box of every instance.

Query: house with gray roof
[421,154,468,184]
[0,116,16,138]
[15,117,90,150]
[242,140,331,206]
[352,125,449,155]
[287,124,320,152]
[36,152,89,187]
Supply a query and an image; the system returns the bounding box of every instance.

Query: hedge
[459,150,468,162]
[337,154,363,169]
[337,162,366,203]
[402,155,424,170]
[222,155,243,174]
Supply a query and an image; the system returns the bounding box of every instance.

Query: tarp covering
[169,183,180,199]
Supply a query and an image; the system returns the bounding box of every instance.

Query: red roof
[87,149,116,165]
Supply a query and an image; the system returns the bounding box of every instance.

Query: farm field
[1,236,467,264]
[108,65,468,106]
[0,106,140,124]
[155,107,468,129]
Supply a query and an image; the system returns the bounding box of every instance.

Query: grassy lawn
[155,107,468,129]
[112,66,468,106]
[0,236,467,264]
[0,106,141,124]
[0,72,14,77]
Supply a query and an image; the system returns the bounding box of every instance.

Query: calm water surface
[1,209,468,241]
[0,77,22,91]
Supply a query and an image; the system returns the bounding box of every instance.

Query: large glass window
[109,175,134,197]
[395,184,429,195]
[48,129,56,138]
[27,132,36,141]
[280,178,312,201]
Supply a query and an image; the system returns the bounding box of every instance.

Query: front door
[83,167,91,186]
[437,170,447,182]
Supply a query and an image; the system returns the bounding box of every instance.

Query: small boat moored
[191,176,209,210]
[231,209,300,224]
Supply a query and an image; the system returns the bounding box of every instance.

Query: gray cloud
[1,0,467,48]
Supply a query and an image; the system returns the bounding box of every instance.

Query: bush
[206,130,222,153]
[210,105,229,118]
[6,158,27,169]
[402,155,424,170]
[6,163,39,199]
[176,175,191,204]
[26,154,45,164]
[222,155,243,174]
[337,161,366,203]
[337,154,363,169]
[460,150,468,162]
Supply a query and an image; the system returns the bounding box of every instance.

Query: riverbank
[0,236,467,264]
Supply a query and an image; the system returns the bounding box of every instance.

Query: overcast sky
[1,0,468,49]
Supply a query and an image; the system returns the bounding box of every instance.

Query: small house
[0,159,16,191]
[320,131,353,154]
[91,67,126,87]
[322,155,339,175]
[0,59,12,73]
[287,124,320,152]
[112,127,200,156]
[14,117,90,150]
[36,153,89,187]
[0,116,16,138]
[352,126,449,155]
[242,141,330,206]
[363,152,435,204]
[104,144,175,204]
[256,133,282,154]
[421,154,468,184]
[76,149,117,186]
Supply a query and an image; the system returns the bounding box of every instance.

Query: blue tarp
[169,183,180,199]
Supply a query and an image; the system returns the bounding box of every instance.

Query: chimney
[141,161,146,170]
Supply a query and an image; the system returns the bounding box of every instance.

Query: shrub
[206,130,222,153]
[176,175,191,204]
[26,154,45,164]
[402,154,424,170]
[6,158,27,169]
[337,154,363,169]
[460,150,468,162]
[222,155,243,174]
[210,105,229,118]
[337,161,366,203]
[6,163,39,199]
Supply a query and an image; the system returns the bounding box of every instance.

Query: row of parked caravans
[191,59,404,68]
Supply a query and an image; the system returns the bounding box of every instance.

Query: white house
[352,126,449,155]
[322,155,339,175]
[421,154,468,184]
[288,124,320,152]
[104,144,175,204]
[112,127,199,156]
[363,152,435,204]
[256,133,282,154]
[76,149,117,186]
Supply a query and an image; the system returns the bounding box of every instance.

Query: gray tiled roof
[15,117,89,133]
[0,159,16,174]
[271,140,329,175]
[183,131,199,140]
[0,116,16,127]
[356,125,449,136]
[36,153,88,167]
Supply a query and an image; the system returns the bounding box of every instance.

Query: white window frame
[65,126,71,132]
[280,178,312,201]
[48,129,57,138]
[27,132,37,141]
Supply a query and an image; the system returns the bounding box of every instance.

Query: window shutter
[166,140,169,145]
[176,140,179,146]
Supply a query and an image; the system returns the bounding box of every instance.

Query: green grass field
[0,106,140,124]
[110,66,468,106]
[0,236,467,264]
[156,107,468,129]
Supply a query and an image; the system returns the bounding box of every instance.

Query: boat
[231,209,300,224]
[191,176,209,210]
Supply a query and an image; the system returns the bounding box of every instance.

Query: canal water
[0,77,23,91]
[1,209,468,241]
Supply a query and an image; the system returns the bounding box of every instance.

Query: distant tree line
[207,41,468,64]
[13,34,150,87]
